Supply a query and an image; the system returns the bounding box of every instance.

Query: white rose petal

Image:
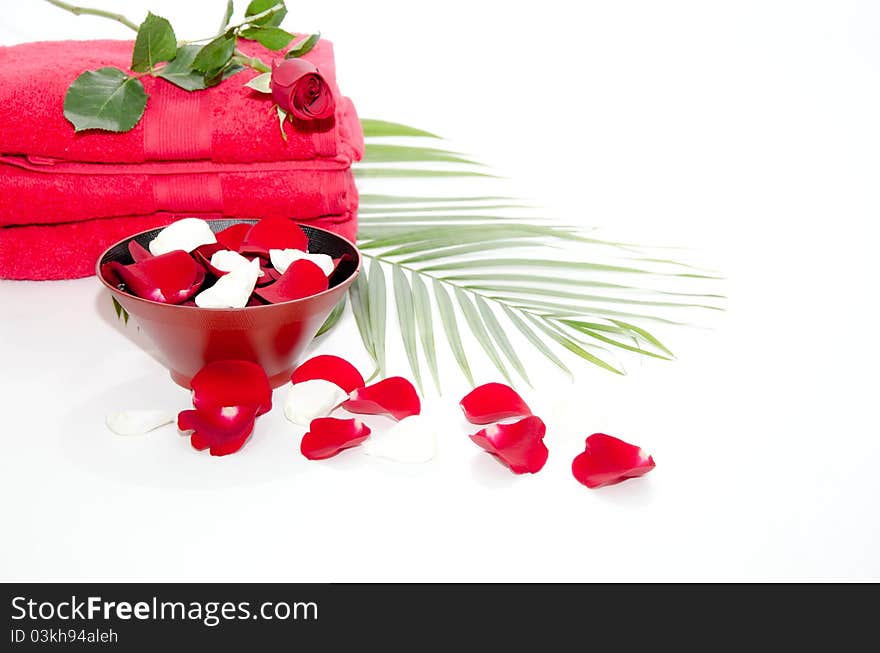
[210,249,264,276]
[269,248,334,276]
[283,379,349,427]
[149,217,217,256]
[106,409,175,436]
[363,414,438,464]
[194,258,261,308]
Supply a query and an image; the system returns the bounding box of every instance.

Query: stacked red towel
[0,38,363,280]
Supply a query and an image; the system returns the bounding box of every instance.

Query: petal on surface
[343,376,421,421]
[470,415,548,474]
[300,417,371,460]
[283,379,349,427]
[459,382,532,425]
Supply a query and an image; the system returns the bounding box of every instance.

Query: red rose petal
[300,417,371,460]
[265,267,282,282]
[470,415,548,474]
[190,360,272,416]
[215,223,251,252]
[193,244,271,286]
[328,253,353,283]
[128,240,153,262]
[239,217,308,258]
[255,263,275,286]
[100,262,122,287]
[178,404,259,457]
[459,382,532,425]
[253,259,329,304]
[571,433,656,489]
[291,355,365,394]
[342,376,421,421]
[107,249,205,304]
[331,255,348,272]
[191,242,228,276]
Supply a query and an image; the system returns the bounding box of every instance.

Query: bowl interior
[98,219,360,300]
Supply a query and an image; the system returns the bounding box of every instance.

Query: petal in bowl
[149,217,217,256]
[106,249,205,304]
[239,217,308,258]
[128,240,153,262]
[191,242,229,276]
[194,258,262,308]
[254,259,329,304]
[215,223,252,252]
[270,248,335,276]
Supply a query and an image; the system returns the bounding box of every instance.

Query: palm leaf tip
[501,305,572,377]
[432,279,475,386]
[349,273,376,363]
[392,265,423,393]
[367,259,388,376]
[411,273,441,394]
[454,288,514,385]
[475,296,531,386]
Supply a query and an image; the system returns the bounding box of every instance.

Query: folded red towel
[0,212,357,281]
[0,157,358,227]
[0,39,363,164]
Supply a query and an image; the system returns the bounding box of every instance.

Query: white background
[1,0,879,581]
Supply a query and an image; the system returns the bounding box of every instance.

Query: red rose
[270,58,335,121]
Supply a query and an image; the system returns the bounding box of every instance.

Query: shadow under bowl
[97,220,361,389]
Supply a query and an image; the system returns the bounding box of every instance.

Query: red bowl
[97,220,361,389]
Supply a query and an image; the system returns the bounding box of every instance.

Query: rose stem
[43,1,286,45]
[43,0,138,32]
[232,50,271,73]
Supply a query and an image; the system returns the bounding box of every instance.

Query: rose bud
[271,58,336,121]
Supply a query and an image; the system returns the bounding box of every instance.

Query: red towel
[0,211,357,281]
[0,157,358,227]
[0,39,363,164]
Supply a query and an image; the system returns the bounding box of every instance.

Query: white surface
[2,0,879,581]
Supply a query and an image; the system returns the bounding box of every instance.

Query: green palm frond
[348,119,723,388]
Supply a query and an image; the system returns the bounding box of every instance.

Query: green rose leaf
[285,33,320,59]
[240,26,294,51]
[205,63,245,88]
[131,12,177,72]
[192,33,237,73]
[157,45,207,91]
[222,63,246,81]
[63,67,148,133]
[219,0,234,33]
[276,105,288,141]
[245,0,287,27]
[244,72,272,93]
